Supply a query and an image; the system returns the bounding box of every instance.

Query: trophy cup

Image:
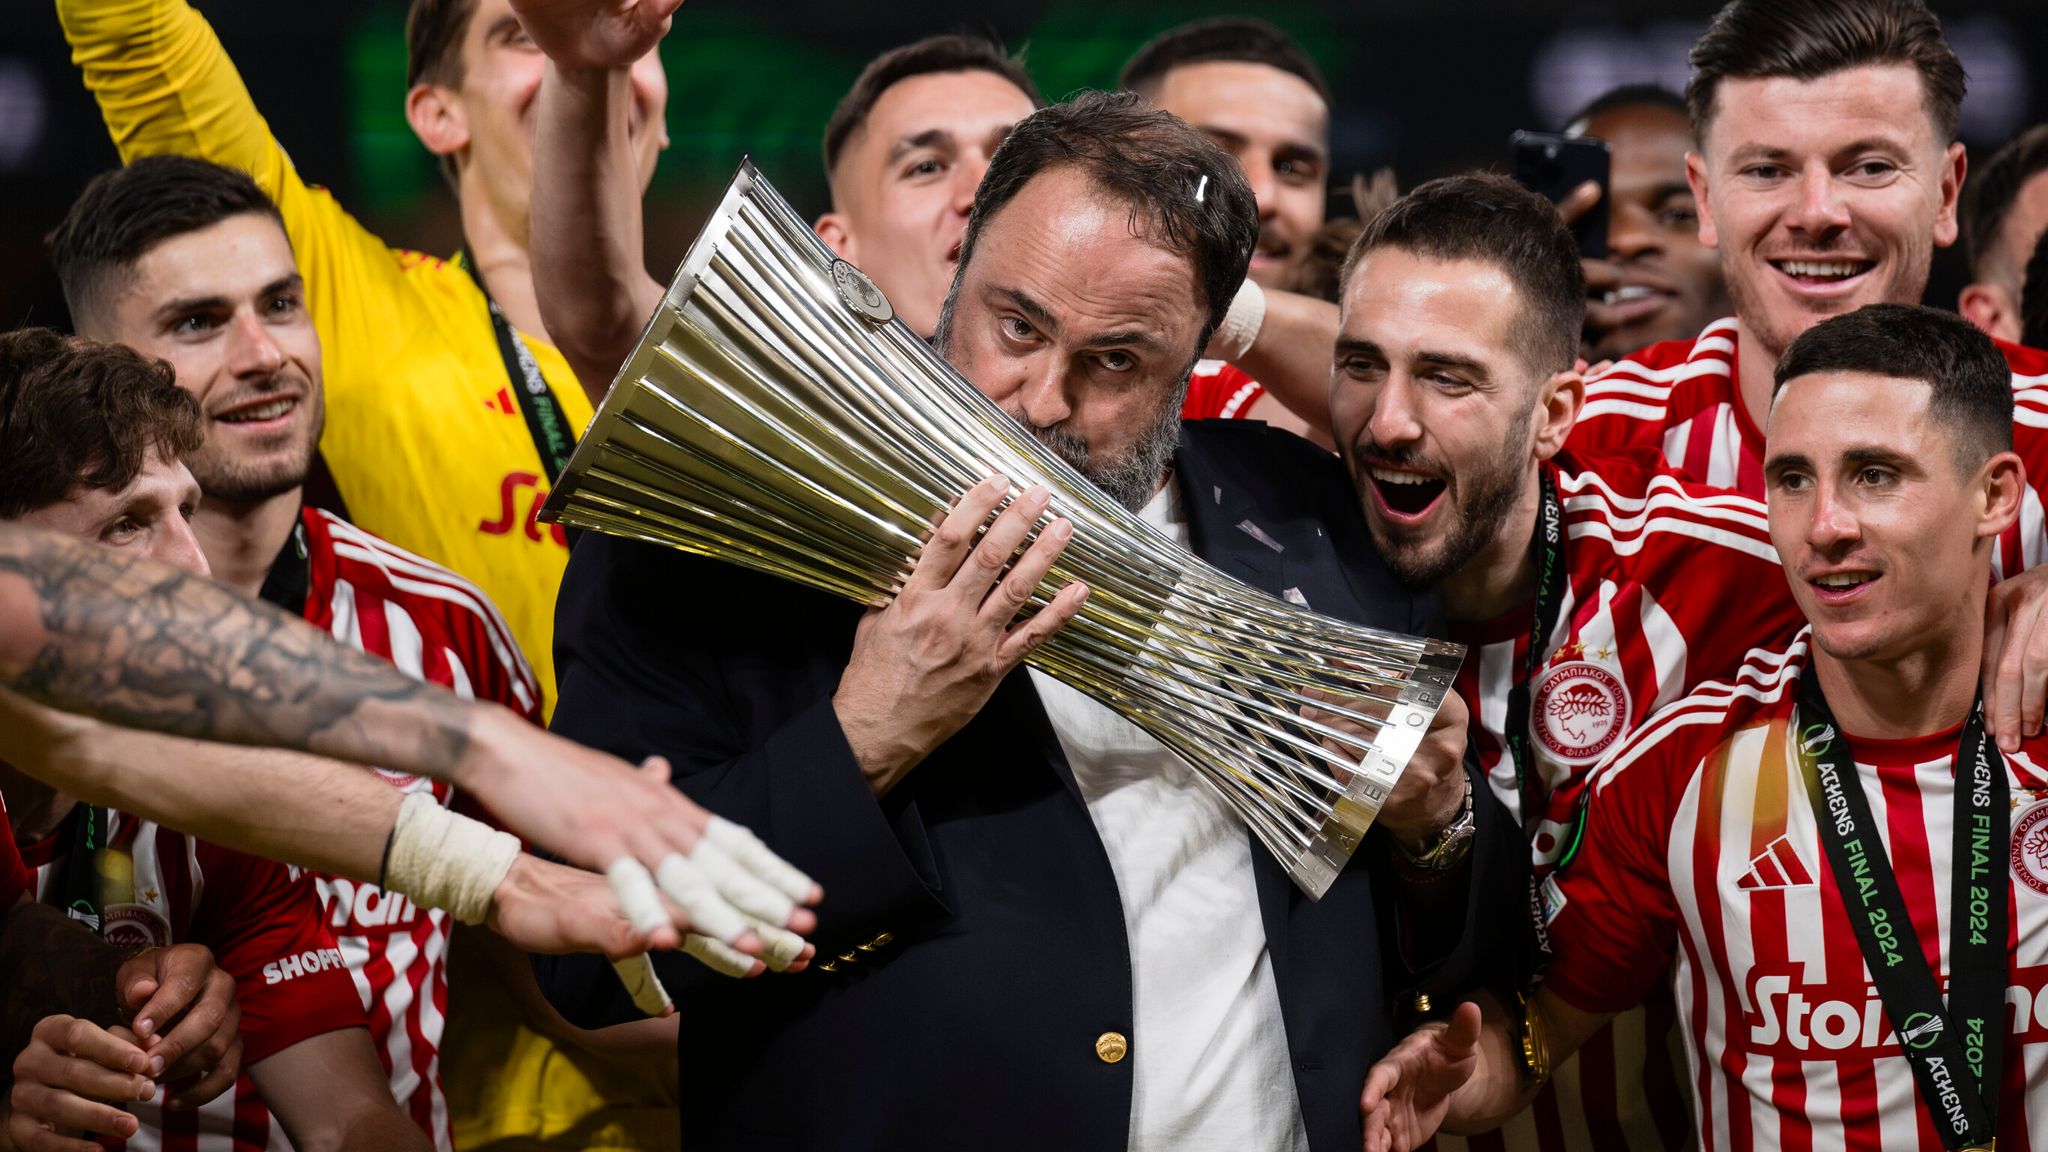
[541,162,1463,898]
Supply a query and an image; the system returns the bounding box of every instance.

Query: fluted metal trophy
[540,161,1463,898]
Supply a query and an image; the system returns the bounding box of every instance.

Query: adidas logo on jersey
[1737,835,1815,890]
[1747,964,2048,1055]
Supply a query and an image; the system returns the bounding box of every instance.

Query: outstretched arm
[1212,287,1341,442]
[518,0,679,398]
[0,523,819,960]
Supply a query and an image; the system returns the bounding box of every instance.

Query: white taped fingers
[611,954,675,1017]
[743,916,807,971]
[656,853,748,943]
[385,791,523,925]
[605,858,672,938]
[689,839,795,926]
[682,934,759,979]
[702,817,816,903]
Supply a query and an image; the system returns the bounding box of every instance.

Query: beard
[1359,407,1533,591]
[1023,377,1188,513]
[190,393,323,506]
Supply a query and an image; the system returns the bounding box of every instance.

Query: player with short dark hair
[1563,84,1734,361]
[0,326,434,1152]
[1362,303,2048,1152]
[1118,16,1330,436]
[1958,124,2048,344]
[0,327,202,527]
[1569,0,2048,595]
[55,0,671,726]
[45,155,722,1150]
[525,18,1041,386]
[1336,172,1803,1152]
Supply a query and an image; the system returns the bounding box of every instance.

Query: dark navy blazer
[539,420,1526,1151]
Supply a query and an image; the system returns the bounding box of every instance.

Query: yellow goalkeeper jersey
[60,2,678,1149]
[62,0,588,720]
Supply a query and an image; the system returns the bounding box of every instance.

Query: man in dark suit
[537,90,1520,1151]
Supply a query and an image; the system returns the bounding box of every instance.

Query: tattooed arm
[0,523,819,952]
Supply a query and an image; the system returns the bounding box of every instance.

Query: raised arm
[1211,285,1341,441]
[518,0,679,398]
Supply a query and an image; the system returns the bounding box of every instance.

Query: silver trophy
[541,162,1463,898]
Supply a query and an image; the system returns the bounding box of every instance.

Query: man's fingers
[997,579,1088,668]
[1443,1000,1484,1056]
[1994,591,2047,751]
[1360,1059,1399,1112]
[653,853,749,944]
[954,486,1051,603]
[610,954,677,1017]
[7,1081,143,1145]
[689,839,796,927]
[152,967,237,1083]
[740,915,810,972]
[163,1035,241,1112]
[126,946,208,1039]
[45,1015,151,1078]
[907,475,1009,592]
[702,816,819,906]
[606,857,674,938]
[979,514,1072,625]
[1556,179,1602,225]
[682,932,766,978]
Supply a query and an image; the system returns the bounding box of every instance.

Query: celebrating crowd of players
[7,0,2048,1149]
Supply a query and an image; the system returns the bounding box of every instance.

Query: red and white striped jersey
[1437,451,1799,1152]
[1570,317,2048,578]
[1182,359,1268,421]
[1546,629,2048,1152]
[281,507,543,1152]
[22,814,367,1152]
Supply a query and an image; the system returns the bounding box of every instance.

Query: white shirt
[1027,481,1308,1152]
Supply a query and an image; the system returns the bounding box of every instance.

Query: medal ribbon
[459,248,576,484]
[1795,671,2007,1151]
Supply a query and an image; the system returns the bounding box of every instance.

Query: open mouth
[1603,283,1672,322]
[1367,466,1447,522]
[1808,570,1879,604]
[1769,258,1875,287]
[215,396,300,426]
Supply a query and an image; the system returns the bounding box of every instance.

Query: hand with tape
[382,784,819,978]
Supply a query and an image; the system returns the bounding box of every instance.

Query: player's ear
[1532,369,1583,463]
[814,214,856,262]
[1957,283,2014,343]
[1978,449,2025,541]
[1686,151,1717,250]
[1932,142,1966,250]
[406,83,470,159]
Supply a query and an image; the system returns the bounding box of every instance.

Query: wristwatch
[1394,778,1476,872]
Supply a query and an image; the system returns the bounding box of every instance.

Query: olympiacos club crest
[2014,799,2048,897]
[1532,661,1630,765]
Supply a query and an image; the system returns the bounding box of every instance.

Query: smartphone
[1509,130,1611,260]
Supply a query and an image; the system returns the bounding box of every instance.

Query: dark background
[3,0,2042,330]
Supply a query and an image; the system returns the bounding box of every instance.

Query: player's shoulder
[1552,449,1776,566]
[303,508,514,631]
[1998,337,2048,382]
[1587,628,1807,798]
[1586,317,1740,387]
